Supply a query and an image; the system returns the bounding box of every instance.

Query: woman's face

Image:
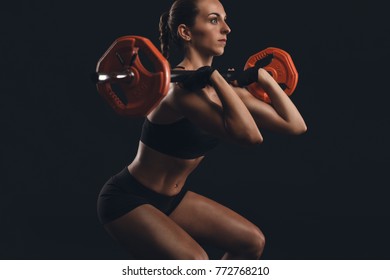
[189,0,231,56]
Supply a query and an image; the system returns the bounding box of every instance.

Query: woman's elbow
[289,122,308,135]
[237,131,264,146]
[247,135,263,145]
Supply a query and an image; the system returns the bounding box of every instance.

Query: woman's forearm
[210,70,263,144]
[258,69,307,133]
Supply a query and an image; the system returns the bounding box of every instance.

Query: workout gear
[244,47,298,103]
[93,35,299,116]
[95,36,171,117]
[97,166,188,224]
[234,53,273,87]
[181,66,215,91]
[140,117,220,159]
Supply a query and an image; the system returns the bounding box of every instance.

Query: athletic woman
[97,0,307,260]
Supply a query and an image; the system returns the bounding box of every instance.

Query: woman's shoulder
[166,82,194,103]
[147,83,185,123]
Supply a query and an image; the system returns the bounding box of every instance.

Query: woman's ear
[177,24,192,42]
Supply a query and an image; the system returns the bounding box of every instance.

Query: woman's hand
[231,67,272,88]
[180,66,215,91]
[230,53,274,87]
[256,68,273,88]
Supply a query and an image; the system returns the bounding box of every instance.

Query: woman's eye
[210,18,218,24]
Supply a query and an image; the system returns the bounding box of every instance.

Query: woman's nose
[221,21,231,34]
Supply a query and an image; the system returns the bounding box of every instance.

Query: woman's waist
[128,142,203,195]
[126,165,188,196]
[105,166,186,198]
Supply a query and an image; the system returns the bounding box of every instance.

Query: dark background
[1,0,389,259]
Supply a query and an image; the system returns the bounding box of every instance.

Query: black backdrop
[1,0,389,259]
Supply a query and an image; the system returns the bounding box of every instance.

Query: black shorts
[97,167,188,224]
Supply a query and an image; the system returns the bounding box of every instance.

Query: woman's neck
[178,50,214,70]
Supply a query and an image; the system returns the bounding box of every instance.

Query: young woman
[97,0,307,260]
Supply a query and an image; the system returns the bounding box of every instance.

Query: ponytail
[159,11,171,59]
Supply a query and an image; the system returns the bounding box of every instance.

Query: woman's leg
[104,204,208,260]
[169,191,265,259]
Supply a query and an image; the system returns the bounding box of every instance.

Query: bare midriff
[127,141,204,196]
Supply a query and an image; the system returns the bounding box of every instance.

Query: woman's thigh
[168,191,265,254]
[103,204,208,260]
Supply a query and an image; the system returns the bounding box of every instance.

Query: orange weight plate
[96,36,170,117]
[244,47,298,103]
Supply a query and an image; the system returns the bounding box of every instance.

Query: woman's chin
[212,49,225,56]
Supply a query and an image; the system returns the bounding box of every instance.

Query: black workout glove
[235,67,259,87]
[234,53,274,87]
[181,66,215,91]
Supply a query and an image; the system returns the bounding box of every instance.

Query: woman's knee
[240,225,266,258]
[184,248,209,260]
[253,226,266,255]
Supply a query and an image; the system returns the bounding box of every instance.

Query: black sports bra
[140,117,220,159]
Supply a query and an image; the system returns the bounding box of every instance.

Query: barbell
[92,35,298,117]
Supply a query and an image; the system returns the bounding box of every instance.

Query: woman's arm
[170,70,263,145]
[232,68,307,135]
[210,70,263,143]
